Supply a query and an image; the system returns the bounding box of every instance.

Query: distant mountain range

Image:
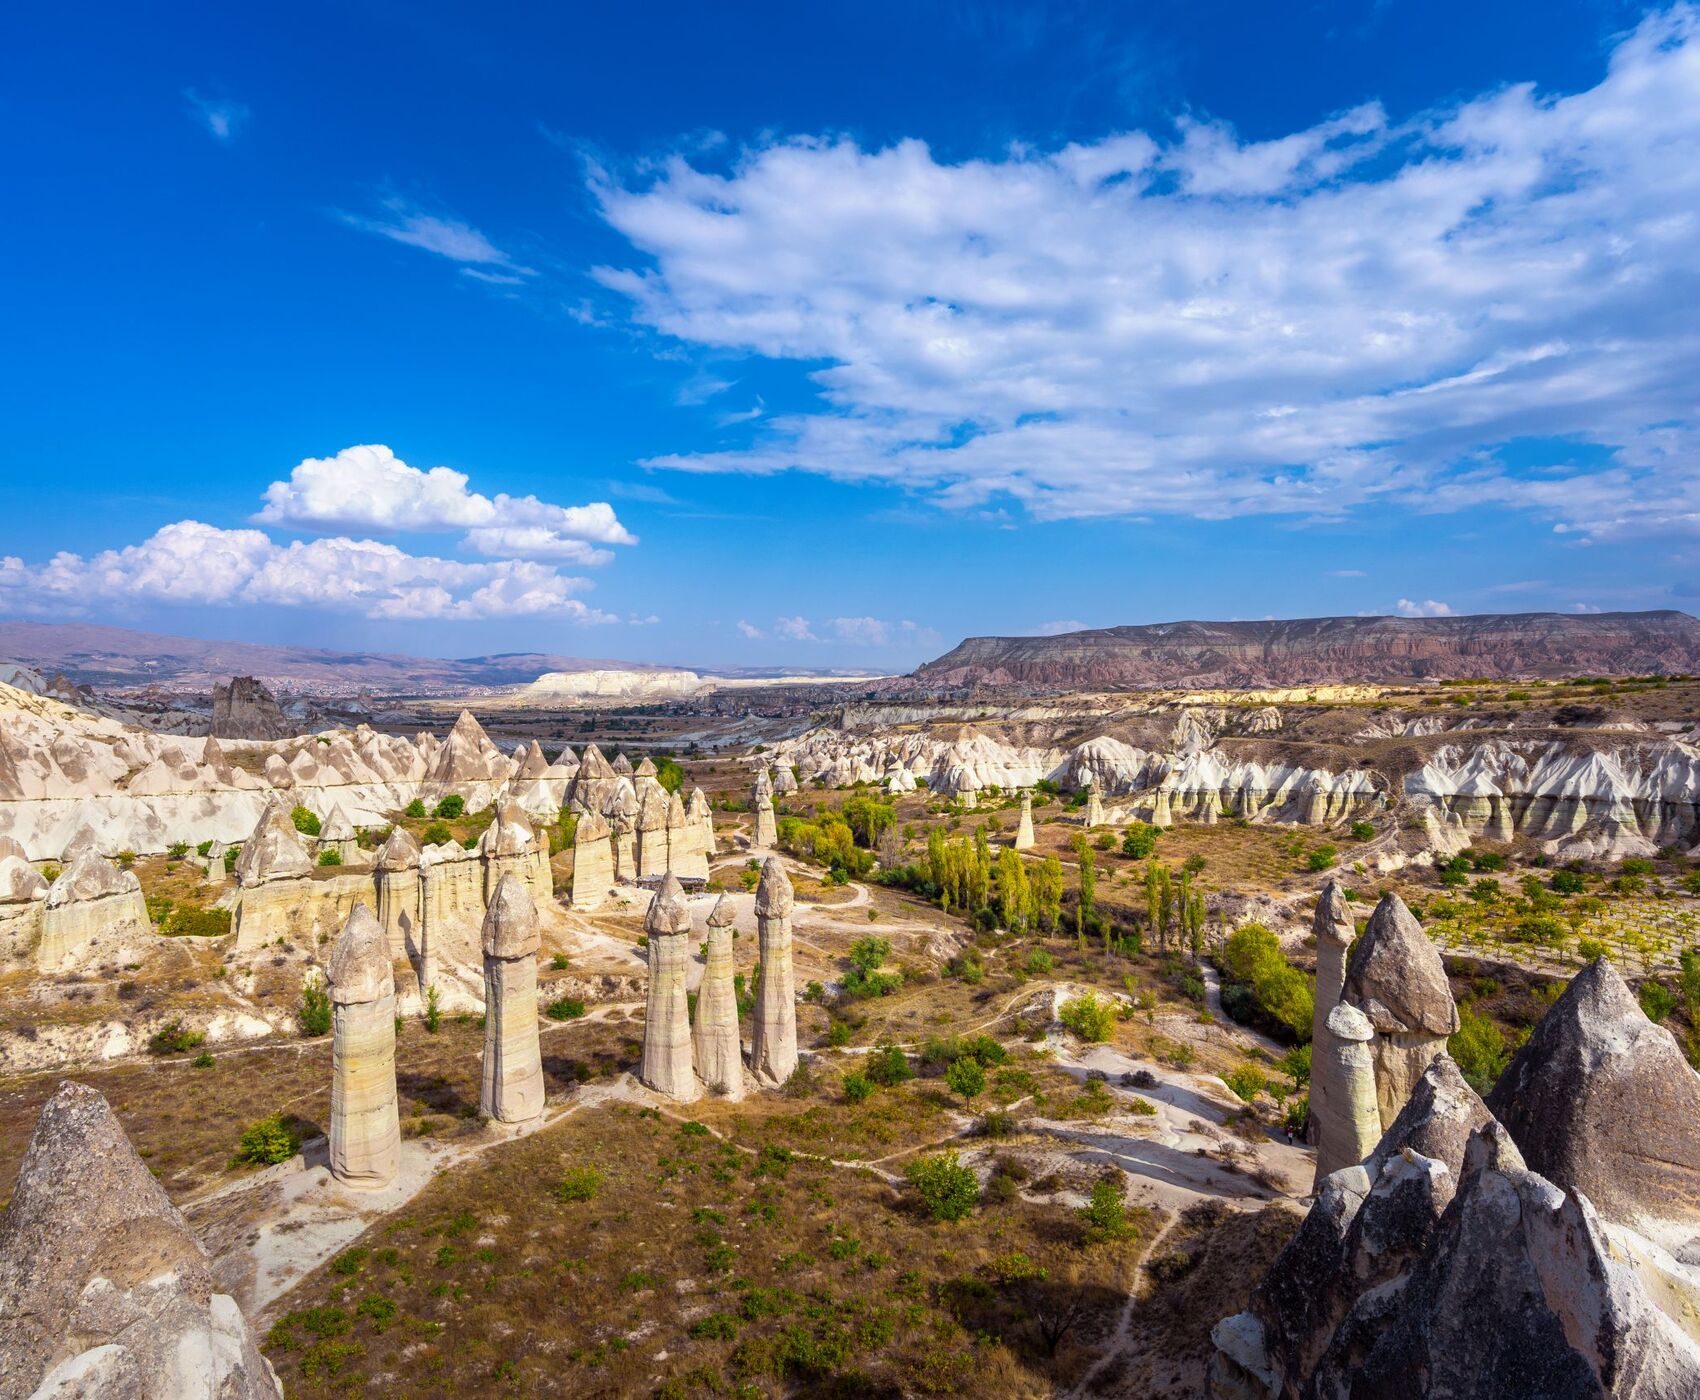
[902,612,1700,691]
[0,620,875,695]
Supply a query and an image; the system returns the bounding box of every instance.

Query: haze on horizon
[5,1,1700,672]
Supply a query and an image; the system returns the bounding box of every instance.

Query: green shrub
[422,821,452,845]
[1058,992,1115,1043]
[906,1151,980,1221]
[1449,1004,1510,1095]
[1639,980,1677,1023]
[545,997,586,1021]
[423,984,441,1033]
[298,983,332,1037]
[557,1166,603,1202]
[317,849,342,867]
[1217,924,1313,1044]
[196,839,215,858]
[1024,947,1054,975]
[827,1020,851,1048]
[1120,822,1159,859]
[404,798,427,818]
[149,1019,206,1055]
[1224,1065,1266,1102]
[192,1050,214,1069]
[432,795,465,819]
[1350,821,1376,841]
[1078,1178,1133,1243]
[866,1044,913,1086]
[1577,936,1609,962]
[842,1069,874,1103]
[1306,844,1338,872]
[234,1113,300,1166]
[290,805,321,837]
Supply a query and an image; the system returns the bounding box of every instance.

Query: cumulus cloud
[256,444,635,561]
[184,90,249,143]
[773,616,819,642]
[0,520,614,623]
[736,619,765,639]
[1396,599,1454,618]
[592,7,1700,539]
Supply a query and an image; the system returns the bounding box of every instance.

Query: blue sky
[4,1,1699,671]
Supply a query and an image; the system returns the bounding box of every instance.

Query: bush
[545,997,587,1021]
[234,1113,300,1166]
[1217,924,1313,1044]
[557,1166,603,1201]
[1577,936,1609,962]
[1024,947,1054,975]
[1120,822,1159,859]
[149,1019,206,1055]
[1350,821,1376,841]
[1224,1065,1266,1102]
[432,795,465,819]
[298,983,332,1037]
[1639,980,1677,1023]
[290,805,321,837]
[1078,1178,1133,1244]
[317,849,342,867]
[866,1044,913,1086]
[842,1070,874,1103]
[422,821,453,845]
[906,1151,980,1221]
[1059,993,1115,1043]
[405,798,427,818]
[827,1019,852,1047]
[1449,1004,1510,1095]
[1306,844,1338,872]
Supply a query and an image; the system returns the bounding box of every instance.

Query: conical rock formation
[749,857,798,1087]
[328,904,399,1188]
[0,1081,282,1398]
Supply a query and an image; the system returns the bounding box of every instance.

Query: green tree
[945,1055,986,1106]
[1449,1004,1510,1095]
[298,981,331,1037]
[1120,822,1159,860]
[1071,835,1096,949]
[432,794,465,819]
[1032,856,1064,932]
[1077,1179,1133,1244]
[994,846,1034,933]
[404,798,427,819]
[1058,992,1115,1042]
[290,805,321,837]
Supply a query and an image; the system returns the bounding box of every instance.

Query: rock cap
[707,893,737,928]
[1314,879,1355,947]
[328,904,395,1004]
[645,872,692,936]
[1342,893,1459,1036]
[754,856,794,918]
[482,873,542,959]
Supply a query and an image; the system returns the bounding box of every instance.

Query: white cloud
[736,620,765,639]
[627,613,661,625]
[0,520,614,622]
[1395,598,1454,617]
[592,8,1700,539]
[1570,601,1603,613]
[184,90,249,143]
[342,198,533,275]
[773,616,819,642]
[833,616,888,646]
[256,444,636,561]
[1037,619,1087,635]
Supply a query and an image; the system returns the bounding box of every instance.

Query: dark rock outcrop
[1486,957,1700,1228]
[903,611,1700,693]
[210,674,294,740]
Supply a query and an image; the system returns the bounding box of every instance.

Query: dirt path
[1066,1207,1181,1399]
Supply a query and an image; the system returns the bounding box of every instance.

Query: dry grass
[262,1096,1158,1397]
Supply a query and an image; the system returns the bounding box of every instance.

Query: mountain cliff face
[905,612,1700,691]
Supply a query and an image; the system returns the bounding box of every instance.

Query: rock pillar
[480,874,544,1124]
[374,826,422,958]
[1015,792,1036,850]
[640,873,699,1101]
[1342,894,1460,1130]
[328,904,399,1189]
[570,811,614,909]
[694,894,744,1098]
[1311,1002,1383,1188]
[1083,779,1104,828]
[749,856,798,1087]
[753,793,778,849]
